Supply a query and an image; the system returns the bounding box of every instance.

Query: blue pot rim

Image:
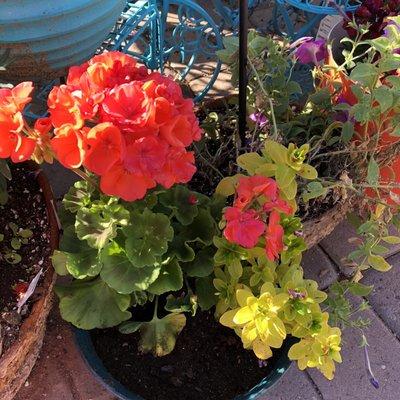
[74,327,296,400]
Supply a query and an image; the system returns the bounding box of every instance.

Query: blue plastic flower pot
[74,328,295,400]
[0,0,125,82]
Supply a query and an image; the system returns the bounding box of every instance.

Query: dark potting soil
[91,310,286,400]
[0,164,51,353]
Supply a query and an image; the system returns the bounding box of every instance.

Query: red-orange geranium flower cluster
[0,82,38,162]
[48,51,201,201]
[223,176,292,261]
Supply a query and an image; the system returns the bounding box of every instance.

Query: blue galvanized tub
[0,0,126,82]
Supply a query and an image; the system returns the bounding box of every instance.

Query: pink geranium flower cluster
[223,176,292,260]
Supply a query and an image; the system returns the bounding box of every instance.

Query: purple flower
[293,38,328,66]
[249,112,268,128]
[333,95,355,124]
[364,342,380,390]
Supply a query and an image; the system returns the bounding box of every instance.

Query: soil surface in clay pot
[91,310,286,400]
[0,165,51,354]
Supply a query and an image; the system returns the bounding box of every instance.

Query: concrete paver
[363,254,400,340]
[302,245,339,290]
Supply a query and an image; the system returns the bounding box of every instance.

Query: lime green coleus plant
[217,139,318,208]
[53,180,221,356]
[210,146,345,379]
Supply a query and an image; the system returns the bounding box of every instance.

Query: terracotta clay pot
[0,163,59,400]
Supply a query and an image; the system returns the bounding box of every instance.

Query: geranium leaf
[63,180,94,213]
[168,234,195,262]
[55,278,131,329]
[100,248,161,294]
[123,209,173,267]
[147,259,183,295]
[181,209,216,245]
[195,276,218,311]
[183,246,215,277]
[139,313,186,356]
[159,185,199,225]
[52,249,102,279]
[119,320,143,334]
[75,203,129,249]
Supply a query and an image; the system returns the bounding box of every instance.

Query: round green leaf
[183,246,215,277]
[124,209,173,268]
[147,260,183,295]
[101,250,161,294]
[55,278,132,329]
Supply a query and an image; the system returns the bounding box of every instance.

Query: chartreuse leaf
[183,246,215,278]
[215,174,244,197]
[63,180,94,213]
[263,140,288,164]
[139,313,186,356]
[100,245,161,294]
[382,236,400,244]
[195,276,218,310]
[123,209,173,268]
[280,179,297,200]
[214,236,248,265]
[275,164,296,188]
[159,185,199,225]
[55,278,131,329]
[147,259,183,295]
[237,153,265,174]
[297,164,318,180]
[76,203,129,249]
[367,255,392,272]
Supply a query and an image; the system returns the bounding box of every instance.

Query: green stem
[248,58,279,140]
[153,296,159,319]
[71,168,98,188]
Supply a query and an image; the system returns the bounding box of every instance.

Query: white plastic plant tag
[17,268,43,314]
[317,15,343,41]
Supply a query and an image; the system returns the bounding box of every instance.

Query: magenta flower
[293,38,328,65]
[249,112,268,128]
